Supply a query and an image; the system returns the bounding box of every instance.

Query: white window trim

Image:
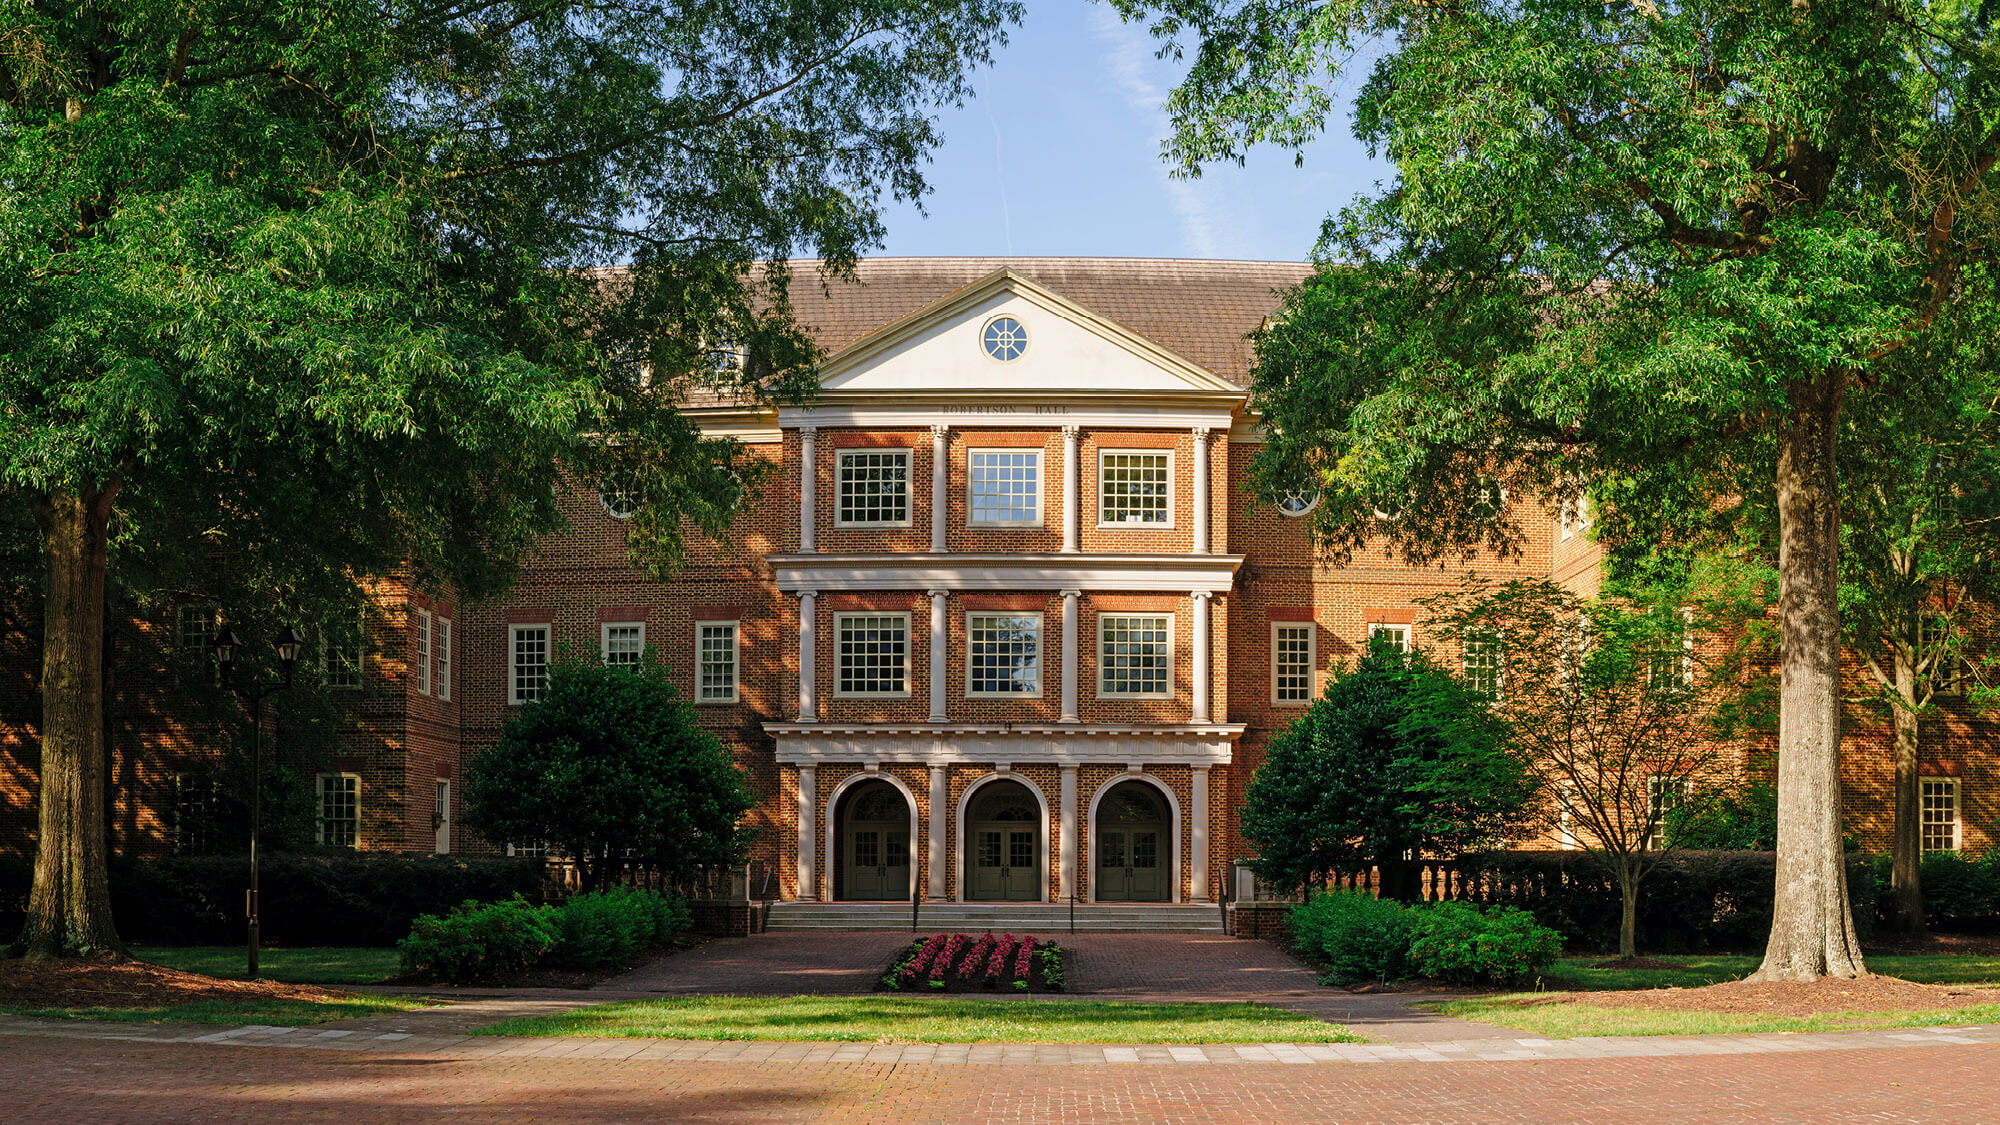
[966,448,1045,528]
[321,618,366,690]
[1644,775,1693,851]
[315,772,361,848]
[1270,621,1316,707]
[1560,492,1593,541]
[600,620,646,667]
[1556,782,1582,850]
[1367,623,1413,653]
[834,447,915,528]
[965,611,1044,698]
[434,779,451,854]
[1922,777,1962,853]
[415,609,432,695]
[509,623,551,706]
[1096,448,1176,529]
[833,611,913,698]
[436,618,452,702]
[695,619,741,704]
[1462,631,1505,698]
[1096,612,1175,700]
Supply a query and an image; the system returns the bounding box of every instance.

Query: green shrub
[1919,852,2000,923]
[397,897,560,984]
[549,888,691,969]
[1407,902,1562,985]
[1287,891,1416,984]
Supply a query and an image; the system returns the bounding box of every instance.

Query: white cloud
[1087,7,1230,258]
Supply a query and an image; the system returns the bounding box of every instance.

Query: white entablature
[766,723,1241,767]
[769,552,1243,594]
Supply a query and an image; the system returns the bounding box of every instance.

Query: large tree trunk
[1889,650,1926,938]
[1753,376,1866,981]
[16,486,125,959]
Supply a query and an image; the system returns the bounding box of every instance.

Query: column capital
[929,587,951,600]
[796,588,819,601]
[1061,588,1083,600]
[798,423,818,438]
[1191,425,1213,441]
[1190,590,1213,603]
[931,422,951,440]
[1061,423,1081,439]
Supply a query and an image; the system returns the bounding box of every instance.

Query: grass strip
[0,994,430,1026]
[132,946,401,985]
[1537,954,2000,993]
[1434,996,2000,1039]
[475,995,1361,1044]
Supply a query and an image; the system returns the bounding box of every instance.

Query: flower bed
[879,933,1066,993]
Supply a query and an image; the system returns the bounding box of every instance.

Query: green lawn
[0,993,430,1026]
[1540,954,2000,992]
[132,946,401,985]
[1434,994,2000,1039]
[477,996,1361,1044]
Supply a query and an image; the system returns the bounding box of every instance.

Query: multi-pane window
[317,773,360,848]
[968,614,1041,696]
[602,622,644,668]
[836,614,909,696]
[173,772,219,855]
[699,622,739,702]
[837,450,911,526]
[436,618,452,701]
[969,451,1041,525]
[1099,615,1172,697]
[1649,607,1694,691]
[1272,623,1315,705]
[1099,451,1171,525]
[175,604,219,652]
[1462,632,1503,698]
[1644,776,1692,851]
[1555,782,1582,851]
[511,624,550,704]
[1922,779,1960,852]
[1368,623,1412,653]
[506,841,549,859]
[1561,492,1593,540]
[322,608,364,689]
[414,610,432,695]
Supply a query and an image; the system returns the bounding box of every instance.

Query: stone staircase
[762,901,1225,933]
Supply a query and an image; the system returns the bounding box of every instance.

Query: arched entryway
[960,778,1044,902]
[833,779,913,901]
[1093,779,1172,902]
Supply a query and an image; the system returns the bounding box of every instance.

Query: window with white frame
[968,613,1041,696]
[836,449,911,526]
[1644,776,1692,850]
[1368,623,1412,653]
[1922,778,1960,852]
[173,772,219,855]
[1099,614,1172,697]
[322,608,364,689]
[506,841,550,859]
[698,621,739,703]
[1271,623,1315,705]
[968,450,1041,525]
[1462,631,1503,697]
[1098,451,1172,525]
[602,622,644,669]
[836,613,909,696]
[436,618,452,701]
[1648,606,1694,691]
[317,773,360,848]
[1555,782,1582,850]
[174,604,219,652]
[1560,492,1593,540]
[511,624,550,704]
[415,609,432,694]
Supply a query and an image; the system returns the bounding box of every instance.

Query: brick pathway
[3,1025,1995,1122]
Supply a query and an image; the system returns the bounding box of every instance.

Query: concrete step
[762,902,1225,933]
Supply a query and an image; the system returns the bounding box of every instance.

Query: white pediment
[815,270,1240,398]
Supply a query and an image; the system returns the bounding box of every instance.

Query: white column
[1059,765,1078,902]
[797,590,818,722]
[1190,591,1212,723]
[1061,424,1080,553]
[796,765,816,901]
[1191,766,1211,902]
[931,424,950,554]
[1060,588,1081,723]
[1191,426,1212,555]
[799,425,818,554]
[928,765,948,899]
[929,588,949,723]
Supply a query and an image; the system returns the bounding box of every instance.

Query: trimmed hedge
[398,888,692,983]
[1406,902,1562,985]
[1288,891,1416,984]
[0,853,546,946]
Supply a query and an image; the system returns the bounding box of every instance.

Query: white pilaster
[929,588,949,723]
[797,590,818,722]
[1192,765,1211,901]
[1061,424,1080,553]
[1060,588,1081,723]
[1190,591,1212,723]
[931,424,950,554]
[1191,426,1212,555]
[797,764,816,901]
[1059,765,1078,902]
[928,765,948,899]
[799,425,818,554]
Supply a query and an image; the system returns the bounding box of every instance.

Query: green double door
[1095,782,1169,902]
[966,779,1040,901]
[839,782,911,901]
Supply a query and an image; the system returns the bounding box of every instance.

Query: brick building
[2,257,1991,903]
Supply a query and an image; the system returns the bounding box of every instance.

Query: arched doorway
[835,780,912,901]
[963,779,1042,901]
[1094,780,1170,902]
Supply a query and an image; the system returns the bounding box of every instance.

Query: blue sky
[872,4,1388,262]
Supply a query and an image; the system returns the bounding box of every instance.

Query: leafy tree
[1664,778,1779,852]
[1425,580,1735,959]
[1,1,1018,957]
[1242,643,1537,901]
[1115,0,2000,979]
[462,660,756,891]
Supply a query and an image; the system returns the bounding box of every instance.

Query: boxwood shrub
[1288,891,1417,984]
[1406,901,1562,985]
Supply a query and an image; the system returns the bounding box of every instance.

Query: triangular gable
[815,269,1243,397]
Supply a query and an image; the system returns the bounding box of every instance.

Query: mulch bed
[1501,976,2000,1017]
[0,958,356,1011]
[1863,931,2000,957]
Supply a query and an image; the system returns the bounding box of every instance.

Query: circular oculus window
[1277,489,1321,517]
[981,316,1028,362]
[599,478,640,520]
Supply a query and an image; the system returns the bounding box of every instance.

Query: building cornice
[766,723,1243,766]
[770,552,1245,594]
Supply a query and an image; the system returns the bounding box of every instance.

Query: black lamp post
[212,623,303,979]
